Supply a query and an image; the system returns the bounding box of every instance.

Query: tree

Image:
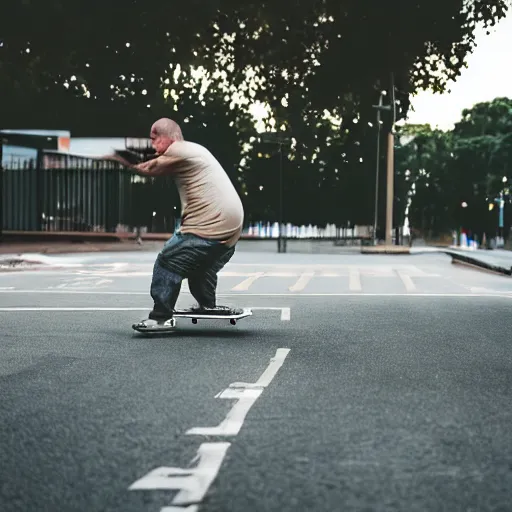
[451,98,512,237]
[394,124,454,237]
[1,1,509,232]
[452,97,512,198]
[1,0,509,134]
[394,97,512,240]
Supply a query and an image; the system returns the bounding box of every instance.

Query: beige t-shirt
[140,140,244,247]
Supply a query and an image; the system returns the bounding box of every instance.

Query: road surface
[1,251,511,512]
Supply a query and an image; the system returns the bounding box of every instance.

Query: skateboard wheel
[192,318,198,324]
[230,319,236,325]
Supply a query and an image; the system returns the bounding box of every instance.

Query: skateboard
[173,307,252,325]
[132,307,252,334]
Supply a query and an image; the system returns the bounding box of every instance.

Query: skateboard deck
[132,308,252,333]
[173,307,252,324]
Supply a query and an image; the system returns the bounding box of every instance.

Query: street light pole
[372,84,395,245]
[385,72,396,246]
[260,130,290,253]
[385,131,395,245]
[278,142,285,253]
[373,93,384,245]
[498,176,507,243]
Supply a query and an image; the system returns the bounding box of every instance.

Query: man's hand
[100,149,157,165]
[113,149,145,165]
[99,152,135,167]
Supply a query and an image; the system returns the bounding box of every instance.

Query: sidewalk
[0,240,164,256]
[0,230,168,258]
[447,247,512,276]
[0,232,168,269]
[362,243,512,276]
[1,232,511,275]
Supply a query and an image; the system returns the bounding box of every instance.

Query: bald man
[107,118,244,332]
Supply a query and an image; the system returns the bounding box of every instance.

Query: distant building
[2,130,153,169]
[1,129,70,167]
[69,137,127,158]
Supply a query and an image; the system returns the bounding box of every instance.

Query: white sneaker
[132,317,176,332]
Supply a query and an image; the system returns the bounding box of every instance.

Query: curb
[447,251,512,276]
[0,259,52,272]
[0,254,84,272]
[360,246,512,276]
[360,246,411,255]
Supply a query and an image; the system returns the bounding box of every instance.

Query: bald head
[151,118,183,140]
[150,118,184,154]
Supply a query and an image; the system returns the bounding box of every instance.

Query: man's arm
[101,152,182,176]
[135,155,182,176]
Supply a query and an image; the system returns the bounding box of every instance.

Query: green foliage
[1,1,510,230]
[1,0,509,130]
[395,97,512,238]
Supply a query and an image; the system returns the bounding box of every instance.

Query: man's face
[150,130,173,155]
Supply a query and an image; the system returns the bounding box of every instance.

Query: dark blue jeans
[149,232,235,318]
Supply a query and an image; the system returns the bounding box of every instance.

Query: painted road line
[51,277,113,289]
[289,272,314,292]
[186,388,263,436]
[74,270,255,278]
[349,269,362,291]
[281,307,291,321]
[249,307,291,321]
[469,286,512,294]
[0,290,149,295]
[265,272,300,277]
[186,348,290,436]
[220,271,262,277]
[229,348,291,389]
[76,272,152,277]
[161,506,198,512]
[215,292,512,299]
[396,270,416,292]
[0,307,292,319]
[0,307,151,311]
[129,348,291,508]
[0,290,511,298]
[94,279,111,286]
[129,442,229,508]
[231,272,265,291]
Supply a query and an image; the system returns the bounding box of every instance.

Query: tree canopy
[395,97,512,239]
[1,1,510,232]
[1,0,509,133]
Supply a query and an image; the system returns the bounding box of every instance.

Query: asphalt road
[1,251,512,512]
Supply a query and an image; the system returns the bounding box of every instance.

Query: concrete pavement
[362,245,512,276]
[1,251,512,512]
[448,248,512,275]
[3,236,512,277]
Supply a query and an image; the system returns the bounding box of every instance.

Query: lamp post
[372,91,386,244]
[278,143,284,251]
[386,73,397,246]
[372,72,396,245]
[260,130,290,253]
[498,176,508,245]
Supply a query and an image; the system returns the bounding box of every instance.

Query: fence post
[36,149,44,231]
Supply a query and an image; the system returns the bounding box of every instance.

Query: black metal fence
[1,152,180,233]
[1,150,375,243]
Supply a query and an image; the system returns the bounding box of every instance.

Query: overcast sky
[405,10,512,130]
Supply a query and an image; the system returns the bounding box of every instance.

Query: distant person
[104,118,244,331]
